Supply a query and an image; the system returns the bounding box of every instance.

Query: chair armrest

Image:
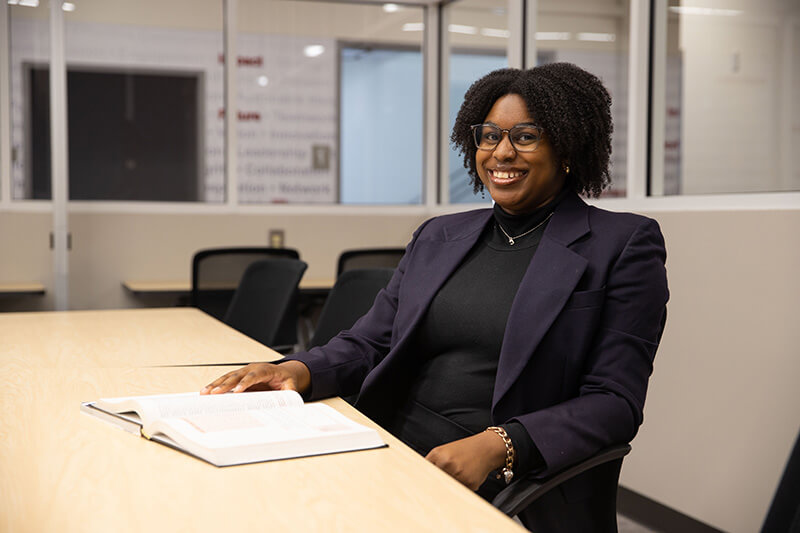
[492,444,632,517]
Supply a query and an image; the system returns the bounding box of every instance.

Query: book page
[97,390,304,427]
[179,404,357,440]
[154,403,373,449]
[150,390,304,420]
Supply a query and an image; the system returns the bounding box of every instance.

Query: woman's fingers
[200,361,311,395]
[231,367,267,392]
[201,364,273,394]
[200,368,240,394]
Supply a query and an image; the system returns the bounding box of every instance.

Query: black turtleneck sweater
[387,189,569,498]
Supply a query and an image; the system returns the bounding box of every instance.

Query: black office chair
[192,247,301,349]
[308,268,395,349]
[762,427,800,532]
[336,248,405,278]
[223,258,307,351]
[492,444,631,526]
[191,247,300,320]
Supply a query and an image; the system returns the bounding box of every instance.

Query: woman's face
[476,93,565,215]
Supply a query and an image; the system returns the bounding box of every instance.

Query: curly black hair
[450,62,613,198]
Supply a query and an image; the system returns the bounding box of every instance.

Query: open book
[80,390,386,467]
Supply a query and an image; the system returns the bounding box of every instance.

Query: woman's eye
[483,132,501,142]
[514,132,540,144]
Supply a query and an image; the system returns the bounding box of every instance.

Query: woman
[203,63,668,532]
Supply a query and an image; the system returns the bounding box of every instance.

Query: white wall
[620,207,800,533]
[0,212,54,312]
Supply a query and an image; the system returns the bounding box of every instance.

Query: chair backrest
[309,268,395,349]
[191,247,300,321]
[336,248,405,278]
[223,258,308,348]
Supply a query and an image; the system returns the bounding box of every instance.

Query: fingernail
[201,386,209,394]
[211,387,221,393]
[232,384,243,392]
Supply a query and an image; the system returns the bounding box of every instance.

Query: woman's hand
[200,361,311,395]
[425,430,508,491]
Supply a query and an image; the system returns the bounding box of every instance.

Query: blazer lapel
[493,193,592,407]
[391,209,494,355]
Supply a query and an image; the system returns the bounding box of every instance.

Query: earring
[481,190,486,199]
[564,163,570,174]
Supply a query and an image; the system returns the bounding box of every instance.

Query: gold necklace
[496,212,553,245]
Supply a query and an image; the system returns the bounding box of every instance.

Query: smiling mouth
[488,169,528,180]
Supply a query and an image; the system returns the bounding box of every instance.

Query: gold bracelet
[486,426,515,484]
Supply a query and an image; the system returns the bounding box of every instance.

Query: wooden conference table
[122,277,335,295]
[0,281,46,296]
[0,308,524,533]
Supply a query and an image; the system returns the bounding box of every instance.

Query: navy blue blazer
[291,191,668,479]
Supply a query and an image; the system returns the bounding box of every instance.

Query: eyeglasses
[470,123,544,153]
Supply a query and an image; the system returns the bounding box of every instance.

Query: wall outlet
[269,229,285,248]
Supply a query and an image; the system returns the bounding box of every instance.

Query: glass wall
[9,0,225,202]
[535,0,630,197]
[444,0,508,205]
[655,0,800,195]
[237,0,424,205]
[442,0,630,201]
[341,45,423,204]
[9,0,50,200]
[6,0,795,206]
